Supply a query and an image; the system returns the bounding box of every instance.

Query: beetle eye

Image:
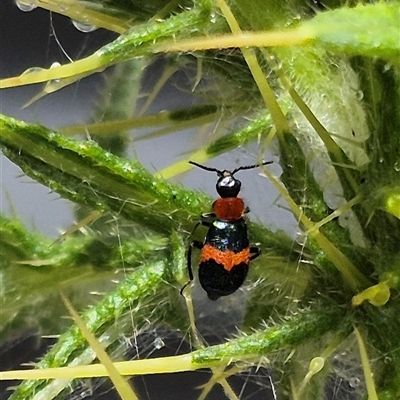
[220,176,235,187]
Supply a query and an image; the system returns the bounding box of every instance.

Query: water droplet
[394,161,400,172]
[15,0,37,12]
[355,90,364,101]
[210,12,217,23]
[349,377,360,388]
[153,337,165,350]
[71,19,97,33]
[268,55,282,71]
[21,67,45,76]
[49,62,62,83]
[309,357,324,374]
[383,63,392,72]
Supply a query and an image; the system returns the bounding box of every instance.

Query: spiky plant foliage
[1,1,399,399]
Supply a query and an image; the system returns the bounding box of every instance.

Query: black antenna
[188,161,222,175]
[189,160,272,175]
[231,160,273,175]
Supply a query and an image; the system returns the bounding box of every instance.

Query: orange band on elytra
[200,244,250,271]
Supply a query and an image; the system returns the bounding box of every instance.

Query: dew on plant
[349,376,361,388]
[355,90,364,101]
[153,337,165,350]
[49,62,62,84]
[15,0,37,12]
[21,66,45,76]
[268,55,283,71]
[71,19,97,33]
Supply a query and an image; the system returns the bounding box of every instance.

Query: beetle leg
[187,240,203,280]
[201,212,215,220]
[181,240,203,296]
[249,246,261,261]
[181,215,214,296]
[190,215,213,237]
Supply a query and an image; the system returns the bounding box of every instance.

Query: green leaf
[308,2,400,61]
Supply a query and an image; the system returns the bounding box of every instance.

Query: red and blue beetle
[184,160,272,300]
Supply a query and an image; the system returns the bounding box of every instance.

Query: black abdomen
[199,261,249,300]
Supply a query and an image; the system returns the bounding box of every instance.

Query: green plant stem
[192,302,349,364]
[0,113,297,258]
[8,260,168,400]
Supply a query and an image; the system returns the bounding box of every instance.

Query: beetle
[184,160,272,300]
